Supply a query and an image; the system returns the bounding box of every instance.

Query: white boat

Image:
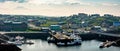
[56,34,82,46]
[99,41,115,48]
[15,36,24,40]
[57,42,65,45]
[56,41,81,46]
[14,40,23,45]
[48,32,82,46]
[23,40,34,45]
[70,34,82,44]
[7,40,23,46]
[47,37,55,43]
[7,36,34,45]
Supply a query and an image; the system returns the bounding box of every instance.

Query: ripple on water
[19,40,120,51]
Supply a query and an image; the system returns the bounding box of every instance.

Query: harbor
[0,13,120,51]
[0,0,120,51]
[0,31,120,51]
[48,32,82,46]
[19,39,120,51]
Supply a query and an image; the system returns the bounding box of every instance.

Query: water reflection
[19,39,120,51]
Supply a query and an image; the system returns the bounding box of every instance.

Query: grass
[40,21,58,27]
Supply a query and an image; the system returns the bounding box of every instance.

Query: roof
[50,25,60,26]
[12,22,22,24]
[53,33,71,39]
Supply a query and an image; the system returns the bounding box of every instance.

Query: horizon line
[0,13,120,17]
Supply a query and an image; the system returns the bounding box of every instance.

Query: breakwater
[4,32,120,41]
[5,32,50,40]
[79,33,120,41]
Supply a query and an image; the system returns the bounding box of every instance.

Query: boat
[23,40,34,45]
[99,40,115,48]
[14,40,23,45]
[57,42,65,46]
[7,36,34,45]
[15,36,24,40]
[7,40,23,46]
[7,36,24,45]
[56,34,82,46]
[47,37,55,43]
[48,32,82,46]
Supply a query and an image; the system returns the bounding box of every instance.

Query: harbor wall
[5,32,50,40]
[5,32,120,41]
[79,33,120,41]
[4,32,120,46]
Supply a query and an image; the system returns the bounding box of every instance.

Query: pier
[89,31,120,41]
[0,32,50,40]
[0,31,120,41]
[90,31,120,38]
[48,32,75,43]
[0,31,120,47]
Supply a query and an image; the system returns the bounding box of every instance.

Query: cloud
[0,0,27,3]
[1,0,119,6]
[27,0,92,6]
[101,3,119,6]
[0,0,120,16]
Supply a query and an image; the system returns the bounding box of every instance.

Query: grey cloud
[0,0,28,3]
[15,6,27,10]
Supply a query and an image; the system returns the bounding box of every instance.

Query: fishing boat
[7,36,34,45]
[47,37,55,43]
[56,34,82,46]
[99,40,115,48]
[48,32,82,46]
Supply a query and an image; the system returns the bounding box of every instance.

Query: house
[50,25,62,31]
[0,21,28,31]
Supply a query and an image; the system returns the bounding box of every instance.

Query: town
[0,13,120,51]
[0,13,120,32]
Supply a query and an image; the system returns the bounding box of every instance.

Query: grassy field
[40,21,58,27]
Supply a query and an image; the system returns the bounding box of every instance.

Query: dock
[99,41,115,48]
[99,39,120,48]
[0,32,50,40]
[48,32,82,46]
[90,31,120,38]
[52,32,72,40]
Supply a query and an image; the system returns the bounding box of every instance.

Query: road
[91,31,120,38]
[0,31,47,34]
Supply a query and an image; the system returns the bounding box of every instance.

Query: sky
[0,0,120,16]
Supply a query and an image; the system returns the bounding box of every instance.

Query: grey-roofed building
[12,22,28,31]
[0,21,28,31]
